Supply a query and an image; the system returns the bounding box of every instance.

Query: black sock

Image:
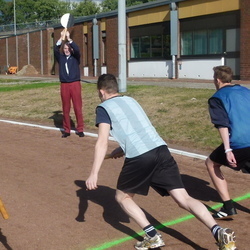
[211,224,221,241]
[143,225,157,237]
[223,200,234,210]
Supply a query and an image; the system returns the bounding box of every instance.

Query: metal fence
[0,19,60,36]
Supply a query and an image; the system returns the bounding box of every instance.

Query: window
[181,29,223,56]
[163,35,171,57]
[194,30,207,55]
[131,38,140,58]
[141,36,150,58]
[209,29,223,54]
[131,34,170,59]
[151,35,162,57]
[181,32,192,55]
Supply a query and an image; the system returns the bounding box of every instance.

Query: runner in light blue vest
[99,95,166,158]
[86,73,237,250]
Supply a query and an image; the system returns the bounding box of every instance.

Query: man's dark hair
[213,66,233,83]
[97,74,119,93]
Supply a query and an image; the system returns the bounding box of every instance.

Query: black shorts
[117,145,184,196]
[209,144,250,171]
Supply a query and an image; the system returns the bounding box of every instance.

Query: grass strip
[0,82,58,92]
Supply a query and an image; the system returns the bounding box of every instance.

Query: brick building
[0,0,249,80]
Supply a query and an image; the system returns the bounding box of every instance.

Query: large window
[131,34,170,59]
[181,29,223,56]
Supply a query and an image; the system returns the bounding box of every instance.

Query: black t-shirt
[95,106,111,127]
[208,97,229,128]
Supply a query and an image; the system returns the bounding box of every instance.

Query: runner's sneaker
[135,233,165,250]
[217,228,237,250]
[213,207,237,220]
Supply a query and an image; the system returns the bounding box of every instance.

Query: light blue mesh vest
[99,96,166,158]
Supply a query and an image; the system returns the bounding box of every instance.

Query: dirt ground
[0,121,249,250]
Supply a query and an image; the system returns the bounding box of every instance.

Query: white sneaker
[217,228,237,250]
[135,233,165,250]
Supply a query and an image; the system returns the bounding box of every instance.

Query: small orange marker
[0,198,9,219]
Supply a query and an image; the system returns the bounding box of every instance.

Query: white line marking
[0,119,207,160]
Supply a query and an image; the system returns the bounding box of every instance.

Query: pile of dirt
[16,64,39,75]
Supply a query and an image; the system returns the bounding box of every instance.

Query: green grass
[124,85,219,151]
[0,82,58,91]
[0,81,220,152]
[0,79,23,83]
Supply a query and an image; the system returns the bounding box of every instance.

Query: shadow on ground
[74,180,209,249]
[48,110,76,134]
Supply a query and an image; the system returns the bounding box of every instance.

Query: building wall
[47,28,55,75]
[0,38,7,73]
[105,16,119,76]
[0,30,52,75]
[179,0,239,18]
[29,32,42,74]
[17,34,28,70]
[178,59,223,79]
[6,37,17,69]
[240,0,250,80]
[128,5,170,26]
[129,61,172,77]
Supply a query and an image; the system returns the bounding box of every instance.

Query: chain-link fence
[0,19,60,36]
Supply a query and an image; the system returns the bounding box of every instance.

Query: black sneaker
[76,132,85,137]
[213,207,237,220]
[62,132,70,138]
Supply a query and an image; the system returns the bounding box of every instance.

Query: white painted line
[0,119,115,140]
[0,119,60,131]
[169,148,207,160]
[0,119,207,160]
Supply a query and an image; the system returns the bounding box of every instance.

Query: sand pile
[16,64,39,75]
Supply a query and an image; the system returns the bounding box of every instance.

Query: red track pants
[60,81,84,133]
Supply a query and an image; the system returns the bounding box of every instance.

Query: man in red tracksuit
[54,30,84,138]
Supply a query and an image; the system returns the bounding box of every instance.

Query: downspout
[93,17,99,77]
[170,2,178,79]
[118,0,127,92]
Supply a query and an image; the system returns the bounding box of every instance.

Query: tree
[127,0,158,7]
[0,0,70,25]
[126,0,144,6]
[0,0,158,26]
[34,0,66,21]
[72,0,100,18]
[101,0,157,12]
[15,0,38,23]
[101,0,118,12]
[0,0,13,25]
